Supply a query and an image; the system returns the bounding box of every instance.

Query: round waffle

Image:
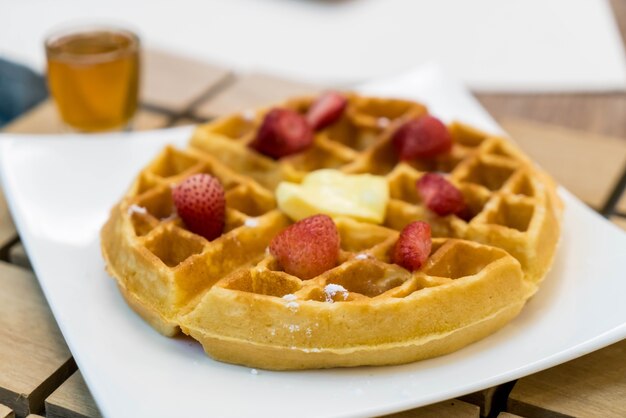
[101,93,562,369]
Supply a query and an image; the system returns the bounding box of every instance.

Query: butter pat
[276,169,389,223]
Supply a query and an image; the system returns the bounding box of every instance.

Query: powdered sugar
[324,283,349,303]
[244,217,259,227]
[250,369,259,375]
[160,213,177,222]
[242,109,256,121]
[377,117,390,129]
[285,301,299,312]
[281,294,300,312]
[354,253,370,260]
[127,204,147,216]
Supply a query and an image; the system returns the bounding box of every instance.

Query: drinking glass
[45,25,140,132]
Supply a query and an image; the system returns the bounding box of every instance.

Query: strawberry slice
[249,108,314,159]
[172,173,225,241]
[392,115,452,160]
[391,221,432,271]
[416,173,466,216]
[269,214,340,280]
[306,91,348,130]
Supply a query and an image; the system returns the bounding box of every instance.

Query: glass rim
[44,23,140,63]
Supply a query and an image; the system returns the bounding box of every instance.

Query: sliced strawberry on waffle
[392,115,452,160]
[269,214,340,280]
[249,108,314,159]
[391,221,432,271]
[306,91,348,131]
[417,173,466,217]
[172,173,225,241]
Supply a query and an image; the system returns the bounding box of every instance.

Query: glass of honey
[45,26,140,132]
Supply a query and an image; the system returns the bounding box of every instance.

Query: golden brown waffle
[101,93,561,369]
[101,146,290,335]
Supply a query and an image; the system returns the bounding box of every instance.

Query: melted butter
[276,169,389,223]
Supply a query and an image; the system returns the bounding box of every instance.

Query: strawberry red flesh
[392,115,452,160]
[391,221,432,271]
[172,173,225,241]
[269,214,340,280]
[417,173,466,217]
[306,91,348,131]
[249,108,314,159]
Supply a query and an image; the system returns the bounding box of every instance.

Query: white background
[2,0,626,91]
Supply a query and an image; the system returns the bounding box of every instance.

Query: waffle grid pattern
[189,94,560,282]
[102,93,561,368]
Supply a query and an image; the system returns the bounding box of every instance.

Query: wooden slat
[0,189,16,253]
[507,339,626,418]
[142,49,233,112]
[26,415,45,418]
[193,73,319,119]
[618,192,626,213]
[477,0,626,140]
[501,118,626,209]
[2,101,64,134]
[611,215,626,231]
[131,109,169,131]
[611,0,626,43]
[498,413,525,418]
[8,242,31,270]
[459,387,500,417]
[0,404,14,418]
[383,399,480,417]
[0,261,76,417]
[171,118,198,127]
[477,93,626,139]
[2,100,169,134]
[46,371,101,418]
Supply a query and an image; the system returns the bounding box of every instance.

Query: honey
[46,28,140,132]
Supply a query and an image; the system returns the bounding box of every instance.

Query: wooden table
[2,2,626,416]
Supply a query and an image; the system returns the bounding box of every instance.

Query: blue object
[0,57,48,127]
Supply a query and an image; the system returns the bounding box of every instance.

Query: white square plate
[1,66,626,418]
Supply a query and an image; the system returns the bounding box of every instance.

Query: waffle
[101,93,562,369]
